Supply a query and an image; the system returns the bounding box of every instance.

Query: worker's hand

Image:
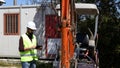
[31,46,36,49]
[84,50,89,57]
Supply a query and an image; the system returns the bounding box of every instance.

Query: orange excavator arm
[60,0,75,68]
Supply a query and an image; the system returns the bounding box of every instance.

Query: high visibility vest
[20,34,38,62]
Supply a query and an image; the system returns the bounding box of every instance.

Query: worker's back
[76,32,89,48]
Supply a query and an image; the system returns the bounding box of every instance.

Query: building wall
[0,5,39,58]
[0,5,58,58]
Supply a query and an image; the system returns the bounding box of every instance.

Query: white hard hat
[27,21,37,30]
[0,0,5,3]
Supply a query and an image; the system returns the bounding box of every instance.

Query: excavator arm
[60,0,75,68]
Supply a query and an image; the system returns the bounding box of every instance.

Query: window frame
[4,13,20,35]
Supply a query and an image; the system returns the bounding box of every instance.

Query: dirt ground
[0,66,18,68]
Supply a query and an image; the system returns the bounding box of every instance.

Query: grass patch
[36,61,53,68]
[0,62,21,68]
[0,60,53,68]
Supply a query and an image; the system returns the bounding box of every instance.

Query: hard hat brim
[28,27,37,30]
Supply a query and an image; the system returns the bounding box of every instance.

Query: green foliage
[0,62,21,68]
[97,0,120,67]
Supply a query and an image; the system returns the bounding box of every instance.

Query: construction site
[0,0,120,68]
[0,0,99,68]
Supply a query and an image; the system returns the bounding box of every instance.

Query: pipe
[13,0,17,6]
[94,15,99,39]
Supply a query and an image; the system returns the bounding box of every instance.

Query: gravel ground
[0,67,19,68]
[0,59,21,68]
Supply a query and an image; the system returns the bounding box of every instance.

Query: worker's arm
[19,37,24,51]
[19,37,37,51]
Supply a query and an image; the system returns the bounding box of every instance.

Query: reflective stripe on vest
[20,34,38,62]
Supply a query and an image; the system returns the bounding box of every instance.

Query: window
[4,13,20,35]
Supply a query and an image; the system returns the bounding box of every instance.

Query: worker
[76,32,89,48]
[19,21,42,68]
[75,28,89,60]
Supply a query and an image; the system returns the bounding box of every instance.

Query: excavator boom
[61,0,75,68]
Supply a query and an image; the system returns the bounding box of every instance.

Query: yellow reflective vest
[20,34,38,62]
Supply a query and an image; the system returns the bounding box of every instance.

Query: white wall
[0,5,57,58]
[0,5,38,58]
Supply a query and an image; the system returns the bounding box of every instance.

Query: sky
[3,0,26,6]
[2,0,120,13]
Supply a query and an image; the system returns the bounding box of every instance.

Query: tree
[97,0,120,67]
